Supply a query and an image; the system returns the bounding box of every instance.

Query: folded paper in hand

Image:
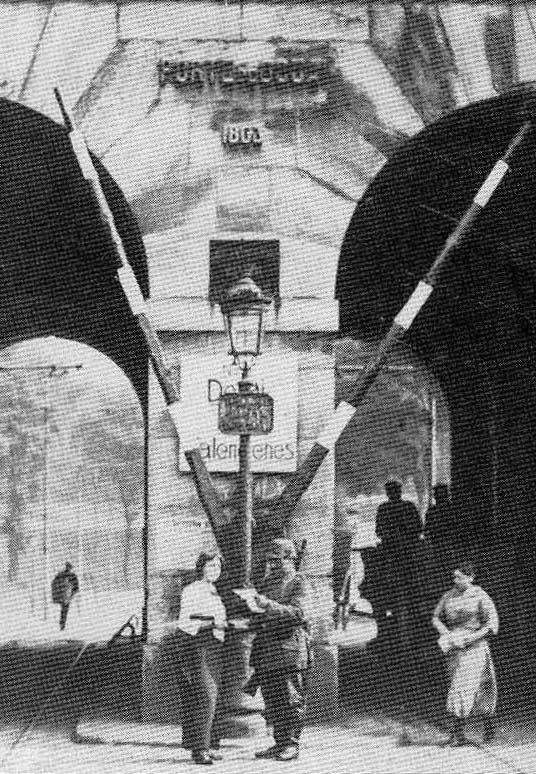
[233,588,264,613]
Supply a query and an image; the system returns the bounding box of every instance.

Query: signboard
[218,390,274,435]
[177,354,298,472]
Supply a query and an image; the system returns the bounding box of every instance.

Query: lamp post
[216,274,273,737]
[218,274,273,588]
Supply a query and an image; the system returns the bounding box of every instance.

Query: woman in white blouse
[432,560,499,746]
[176,552,227,765]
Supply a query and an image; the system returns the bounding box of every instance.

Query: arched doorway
[334,338,450,540]
[0,337,144,640]
[332,338,450,640]
[336,87,536,659]
[0,97,151,639]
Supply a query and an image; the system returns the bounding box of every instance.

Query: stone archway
[336,89,536,662]
[0,98,151,639]
[0,98,149,403]
[337,88,536,545]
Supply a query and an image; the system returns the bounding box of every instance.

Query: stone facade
[1,0,532,717]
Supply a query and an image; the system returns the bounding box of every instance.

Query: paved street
[0,717,534,774]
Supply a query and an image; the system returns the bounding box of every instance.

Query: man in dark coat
[51,562,79,631]
[376,481,422,601]
[246,538,313,762]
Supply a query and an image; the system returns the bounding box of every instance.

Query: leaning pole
[267,113,533,528]
[55,85,533,572]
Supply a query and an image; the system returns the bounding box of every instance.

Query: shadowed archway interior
[337,87,536,644]
[0,98,149,405]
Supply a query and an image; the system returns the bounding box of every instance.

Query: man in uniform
[246,538,313,762]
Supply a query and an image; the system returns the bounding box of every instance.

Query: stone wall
[1,0,533,718]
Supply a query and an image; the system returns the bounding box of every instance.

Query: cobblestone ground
[0,716,535,774]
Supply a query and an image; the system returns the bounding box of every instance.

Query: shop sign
[158,58,325,91]
[218,390,274,435]
[221,124,262,148]
[176,354,298,473]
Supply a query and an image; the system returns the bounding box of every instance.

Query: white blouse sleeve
[432,591,449,623]
[479,590,499,636]
[176,582,227,639]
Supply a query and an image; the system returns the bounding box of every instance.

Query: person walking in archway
[51,562,79,631]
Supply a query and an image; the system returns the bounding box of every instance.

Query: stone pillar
[513,4,536,82]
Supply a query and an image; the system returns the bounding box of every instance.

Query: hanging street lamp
[219,274,271,378]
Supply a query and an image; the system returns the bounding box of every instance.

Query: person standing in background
[51,561,79,631]
[376,480,422,596]
[424,485,455,545]
[432,561,499,746]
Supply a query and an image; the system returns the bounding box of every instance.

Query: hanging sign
[218,389,274,434]
[176,354,297,472]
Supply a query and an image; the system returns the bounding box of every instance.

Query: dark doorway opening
[336,87,536,701]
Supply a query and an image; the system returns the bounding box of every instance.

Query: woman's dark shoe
[441,718,469,747]
[192,750,213,765]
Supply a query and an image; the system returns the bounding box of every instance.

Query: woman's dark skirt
[176,630,223,752]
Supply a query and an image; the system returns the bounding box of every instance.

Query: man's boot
[254,745,280,759]
[275,745,299,761]
[274,723,299,761]
[255,723,285,759]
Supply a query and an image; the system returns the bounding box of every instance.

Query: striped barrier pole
[53,88,180,409]
[272,117,532,522]
[53,90,231,564]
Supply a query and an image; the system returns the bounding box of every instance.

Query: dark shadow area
[0,637,143,729]
[337,86,536,694]
[339,544,536,746]
[0,97,149,405]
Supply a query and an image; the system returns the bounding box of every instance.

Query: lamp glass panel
[228,309,262,356]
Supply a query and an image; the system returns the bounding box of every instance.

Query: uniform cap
[266,538,297,560]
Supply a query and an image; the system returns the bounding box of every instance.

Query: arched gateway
[337,88,536,656]
[0,98,150,636]
[0,98,149,401]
